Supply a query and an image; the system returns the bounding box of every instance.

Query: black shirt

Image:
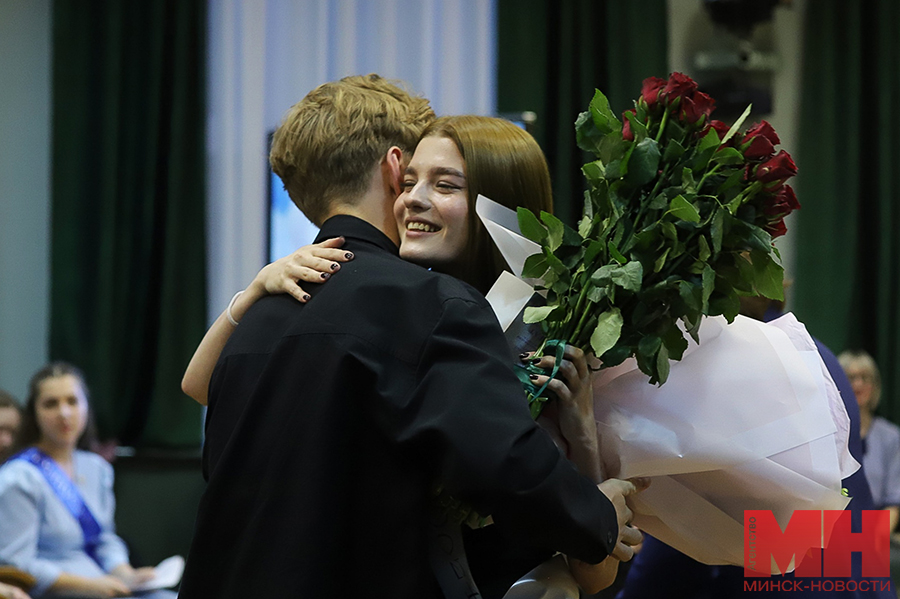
[179,215,617,599]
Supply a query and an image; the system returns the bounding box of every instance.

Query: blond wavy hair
[270,74,435,225]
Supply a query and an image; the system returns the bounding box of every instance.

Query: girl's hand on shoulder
[249,237,354,303]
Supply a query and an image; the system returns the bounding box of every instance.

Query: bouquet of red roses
[518,72,799,416]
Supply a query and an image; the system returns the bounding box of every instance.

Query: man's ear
[385,146,405,196]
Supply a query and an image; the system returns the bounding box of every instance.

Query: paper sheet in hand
[475,194,540,281]
[130,555,185,592]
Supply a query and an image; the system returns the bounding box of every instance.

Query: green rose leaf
[522,253,550,279]
[584,239,606,266]
[523,305,557,324]
[663,139,686,162]
[653,247,671,273]
[655,341,670,384]
[589,89,619,135]
[750,250,785,301]
[591,308,624,358]
[591,264,616,284]
[625,110,649,141]
[582,160,605,184]
[721,104,752,145]
[578,215,593,238]
[608,241,627,264]
[711,147,745,165]
[587,284,609,303]
[542,211,565,251]
[698,234,711,261]
[575,110,604,154]
[662,323,689,360]
[612,261,643,292]
[668,195,701,223]
[711,209,725,254]
[626,138,661,187]
[701,263,715,311]
[518,207,548,244]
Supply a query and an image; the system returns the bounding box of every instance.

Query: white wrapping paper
[477,195,859,568]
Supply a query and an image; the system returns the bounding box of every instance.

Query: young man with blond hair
[179,75,635,599]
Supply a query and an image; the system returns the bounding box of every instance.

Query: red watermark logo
[744,510,890,578]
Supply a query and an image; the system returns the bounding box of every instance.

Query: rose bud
[778,184,801,211]
[663,72,699,103]
[641,76,667,110]
[754,150,798,187]
[743,120,780,146]
[742,134,775,160]
[765,217,788,239]
[706,119,731,143]
[622,109,636,141]
[681,91,715,126]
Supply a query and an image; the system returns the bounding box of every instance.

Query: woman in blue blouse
[0,363,175,599]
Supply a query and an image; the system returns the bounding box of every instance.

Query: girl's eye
[401,179,416,190]
[436,182,462,191]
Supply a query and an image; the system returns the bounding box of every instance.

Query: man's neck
[321,170,400,246]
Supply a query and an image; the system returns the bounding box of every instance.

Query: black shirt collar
[315,214,400,256]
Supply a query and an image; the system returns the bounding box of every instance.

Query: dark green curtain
[50,0,206,447]
[497,0,669,226]
[793,0,900,421]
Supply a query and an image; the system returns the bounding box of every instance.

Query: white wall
[668,0,805,291]
[205,0,497,322]
[0,0,52,401]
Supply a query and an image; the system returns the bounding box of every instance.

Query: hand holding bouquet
[518,73,799,415]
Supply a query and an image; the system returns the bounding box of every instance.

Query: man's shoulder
[351,251,487,308]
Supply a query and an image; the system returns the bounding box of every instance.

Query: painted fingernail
[331,263,339,271]
[321,273,330,279]
[345,252,354,260]
[529,358,542,365]
[529,374,539,381]
[519,352,529,360]
[303,294,311,301]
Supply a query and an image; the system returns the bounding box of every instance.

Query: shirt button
[608,532,614,544]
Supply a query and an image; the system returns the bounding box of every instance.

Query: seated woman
[0,363,176,599]
[183,116,638,596]
[839,349,900,533]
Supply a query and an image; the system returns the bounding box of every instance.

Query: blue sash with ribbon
[12,448,104,566]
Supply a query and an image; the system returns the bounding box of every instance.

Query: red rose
[707,119,731,142]
[622,109,636,141]
[641,77,667,109]
[663,72,698,103]
[754,150,797,187]
[765,218,788,239]
[743,121,780,146]
[742,135,775,160]
[762,185,801,220]
[681,91,715,125]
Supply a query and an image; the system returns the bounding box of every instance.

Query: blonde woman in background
[839,350,900,533]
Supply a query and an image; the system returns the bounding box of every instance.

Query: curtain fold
[793,0,900,420]
[50,0,206,447]
[497,0,669,226]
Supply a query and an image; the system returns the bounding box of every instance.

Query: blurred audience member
[0,391,22,464]
[0,362,175,599]
[839,349,900,532]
